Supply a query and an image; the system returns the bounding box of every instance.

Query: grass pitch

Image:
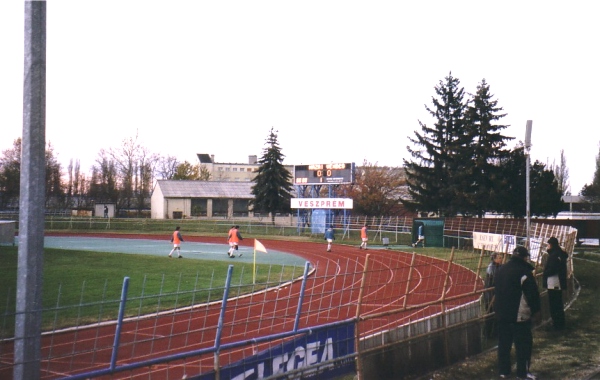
[0,246,302,335]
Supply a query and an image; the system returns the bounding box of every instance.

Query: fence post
[402,252,417,310]
[474,248,485,293]
[293,262,311,332]
[440,248,455,366]
[354,253,371,380]
[110,277,130,370]
[214,265,234,380]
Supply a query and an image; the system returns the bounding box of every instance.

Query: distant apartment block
[197,154,293,182]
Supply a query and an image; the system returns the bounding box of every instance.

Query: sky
[1,1,599,194]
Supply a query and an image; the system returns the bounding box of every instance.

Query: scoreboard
[293,163,355,184]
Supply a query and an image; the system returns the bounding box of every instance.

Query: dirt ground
[416,254,600,380]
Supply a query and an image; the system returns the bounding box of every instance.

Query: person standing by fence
[543,236,568,331]
[494,246,541,380]
[484,252,503,337]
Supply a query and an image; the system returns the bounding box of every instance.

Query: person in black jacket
[543,236,568,330]
[495,246,541,380]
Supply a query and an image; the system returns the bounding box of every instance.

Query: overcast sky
[1,1,599,194]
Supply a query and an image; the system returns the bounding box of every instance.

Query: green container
[412,218,445,247]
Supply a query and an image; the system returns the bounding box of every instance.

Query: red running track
[0,234,483,379]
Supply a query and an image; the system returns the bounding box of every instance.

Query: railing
[0,219,579,379]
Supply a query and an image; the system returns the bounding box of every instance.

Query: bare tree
[107,132,158,211]
[156,155,180,179]
[341,160,407,216]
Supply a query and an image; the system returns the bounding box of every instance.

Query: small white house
[150,180,254,219]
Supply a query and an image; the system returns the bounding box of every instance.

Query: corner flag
[253,239,268,284]
[254,239,267,254]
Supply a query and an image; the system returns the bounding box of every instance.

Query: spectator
[484,252,504,337]
[543,236,568,331]
[494,246,541,380]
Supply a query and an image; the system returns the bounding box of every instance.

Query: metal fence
[0,218,579,379]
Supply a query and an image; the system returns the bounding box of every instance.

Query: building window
[191,198,207,217]
[225,167,231,172]
[212,198,228,216]
[233,168,238,172]
[233,199,249,217]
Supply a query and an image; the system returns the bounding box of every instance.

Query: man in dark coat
[495,246,541,380]
[543,236,568,330]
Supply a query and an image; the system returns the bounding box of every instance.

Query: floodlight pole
[14,2,46,380]
[525,120,532,247]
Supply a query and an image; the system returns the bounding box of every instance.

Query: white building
[150,180,254,219]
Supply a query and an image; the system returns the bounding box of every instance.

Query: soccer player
[169,226,184,258]
[359,224,368,250]
[324,225,335,252]
[227,225,243,257]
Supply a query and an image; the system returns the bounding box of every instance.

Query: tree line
[0,133,210,212]
[2,74,600,217]
[250,74,600,218]
[401,73,569,217]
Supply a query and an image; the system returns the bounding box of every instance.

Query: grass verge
[412,254,600,380]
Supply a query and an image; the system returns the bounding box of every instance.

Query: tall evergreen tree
[403,72,470,216]
[580,142,600,211]
[530,161,563,217]
[250,127,293,224]
[552,149,570,196]
[464,79,513,216]
[495,146,563,217]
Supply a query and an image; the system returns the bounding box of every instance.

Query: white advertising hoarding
[473,232,517,253]
[290,198,353,209]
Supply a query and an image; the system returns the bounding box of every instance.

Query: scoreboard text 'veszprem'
[293,163,355,184]
[290,198,353,209]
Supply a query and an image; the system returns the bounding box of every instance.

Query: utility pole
[525,120,532,247]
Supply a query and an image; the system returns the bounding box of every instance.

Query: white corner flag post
[253,239,268,284]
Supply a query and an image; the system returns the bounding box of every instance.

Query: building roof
[155,180,254,199]
[196,154,213,164]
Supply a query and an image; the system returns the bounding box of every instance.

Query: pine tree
[403,72,469,216]
[531,162,564,217]
[464,79,513,216]
[552,149,570,196]
[495,147,528,217]
[581,142,600,211]
[251,128,293,224]
[495,146,563,217]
